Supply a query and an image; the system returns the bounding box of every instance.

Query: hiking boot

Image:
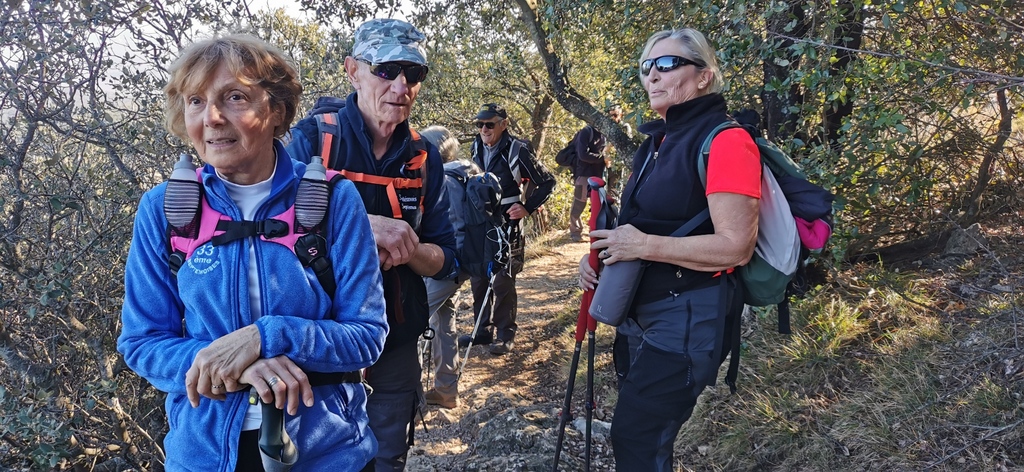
[457,331,493,348]
[570,233,582,242]
[424,389,458,409]
[488,340,513,355]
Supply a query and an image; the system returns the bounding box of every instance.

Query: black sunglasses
[640,55,706,76]
[474,121,500,129]
[358,59,429,84]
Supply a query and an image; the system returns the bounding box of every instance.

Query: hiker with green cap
[286,18,457,472]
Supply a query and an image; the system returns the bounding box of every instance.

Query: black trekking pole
[585,309,596,468]
[552,177,609,472]
[460,220,514,377]
[552,315,585,471]
[458,269,498,379]
[259,400,297,471]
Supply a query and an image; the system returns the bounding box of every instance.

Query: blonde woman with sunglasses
[579,28,761,471]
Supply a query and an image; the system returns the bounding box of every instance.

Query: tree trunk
[963,88,1012,224]
[528,70,555,154]
[511,0,637,161]
[821,0,864,154]
[762,0,809,141]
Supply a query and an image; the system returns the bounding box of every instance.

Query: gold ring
[267,376,280,387]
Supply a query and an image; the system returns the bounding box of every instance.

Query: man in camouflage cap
[286,17,457,472]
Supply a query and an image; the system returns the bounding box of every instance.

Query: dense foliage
[0,0,1020,468]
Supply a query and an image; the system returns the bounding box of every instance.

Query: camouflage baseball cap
[352,19,428,65]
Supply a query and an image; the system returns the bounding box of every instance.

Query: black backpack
[444,161,509,279]
[554,140,577,169]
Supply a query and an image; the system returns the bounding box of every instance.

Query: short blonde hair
[164,34,302,140]
[639,28,723,94]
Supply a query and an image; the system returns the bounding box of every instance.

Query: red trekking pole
[552,177,613,472]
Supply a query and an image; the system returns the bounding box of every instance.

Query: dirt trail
[409,235,620,470]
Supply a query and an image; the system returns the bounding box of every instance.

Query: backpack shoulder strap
[167,169,231,276]
[698,120,745,188]
[167,165,348,301]
[331,127,427,230]
[507,138,524,184]
[294,170,346,298]
[409,127,429,200]
[314,112,341,169]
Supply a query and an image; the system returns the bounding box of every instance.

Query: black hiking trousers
[611,344,702,471]
[610,278,742,472]
[469,269,518,342]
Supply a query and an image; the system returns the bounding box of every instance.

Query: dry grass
[671,234,1024,471]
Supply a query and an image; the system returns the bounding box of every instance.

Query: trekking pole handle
[576,177,606,335]
[585,178,605,274]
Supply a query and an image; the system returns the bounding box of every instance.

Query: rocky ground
[408,234,619,471]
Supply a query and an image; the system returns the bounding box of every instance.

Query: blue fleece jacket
[117,141,387,471]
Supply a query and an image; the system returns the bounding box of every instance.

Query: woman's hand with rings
[589,224,647,265]
[239,356,314,415]
[185,325,261,407]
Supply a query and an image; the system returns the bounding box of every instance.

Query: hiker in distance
[578,28,760,471]
[285,19,457,472]
[567,106,621,242]
[118,35,386,471]
[418,126,472,409]
[462,103,555,355]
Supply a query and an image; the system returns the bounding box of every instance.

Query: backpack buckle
[256,219,289,239]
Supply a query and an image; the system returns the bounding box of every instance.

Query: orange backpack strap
[406,129,428,171]
[408,128,428,217]
[339,170,403,219]
[313,116,429,229]
[314,112,338,169]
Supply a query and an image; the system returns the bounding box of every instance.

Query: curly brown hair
[164,34,301,140]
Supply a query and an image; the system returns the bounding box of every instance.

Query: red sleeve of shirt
[705,128,761,199]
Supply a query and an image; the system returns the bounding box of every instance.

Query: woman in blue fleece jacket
[118,35,387,471]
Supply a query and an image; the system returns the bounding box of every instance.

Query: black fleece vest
[620,94,730,304]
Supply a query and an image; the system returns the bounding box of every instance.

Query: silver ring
[212,384,224,389]
[267,376,280,387]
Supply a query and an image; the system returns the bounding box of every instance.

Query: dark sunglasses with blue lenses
[640,55,706,76]
[358,58,429,84]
